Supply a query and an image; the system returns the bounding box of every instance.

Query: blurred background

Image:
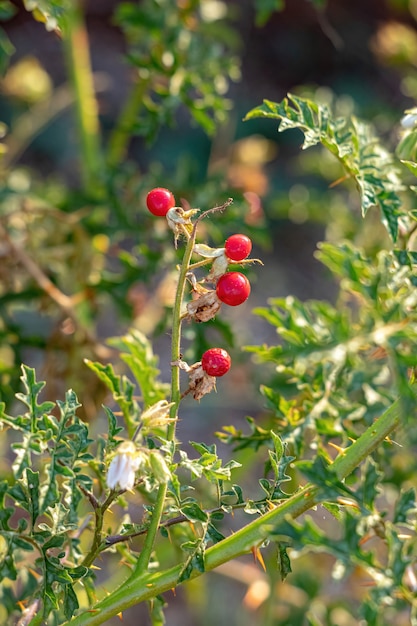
[1,0,417,624]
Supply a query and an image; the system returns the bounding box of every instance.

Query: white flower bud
[107,441,142,491]
[401,113,417,129]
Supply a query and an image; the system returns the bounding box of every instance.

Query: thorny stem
[63,393,406,626]
[105,499,281,546]
[132,199,233,577]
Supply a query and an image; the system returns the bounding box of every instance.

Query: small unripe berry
[146,187,176,216]
[216,271,251,306]
[201,348,231,377]
[224,234,252,262]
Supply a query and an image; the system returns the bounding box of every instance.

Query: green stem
[64,393,404,626]
[61,1,102,196]
[167,232,197,441]
[133,231,198,576]
[80,492,115,569]
[133,481,168,574]
[106,77,150,169]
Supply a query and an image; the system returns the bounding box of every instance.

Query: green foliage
[0,366,92,622]
[0,0,268,413]
[2,2,417,626]
[229,242,417,473]
[108,330,170,409]
[22,0,69,31]
[245,94,404,240]
[0,11,14,75]
[253,0,326,27]
[113,0,240,140]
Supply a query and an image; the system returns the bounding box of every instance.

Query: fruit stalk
[132,213,199,576]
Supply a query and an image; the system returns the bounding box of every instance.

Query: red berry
[224,234,252,262]
[201,348,231,377]
[216,272,251,306]
[146,187,175,216]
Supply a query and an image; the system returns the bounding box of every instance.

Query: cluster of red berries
[146,187,255,389]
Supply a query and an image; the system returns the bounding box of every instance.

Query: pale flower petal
[401,113,417,129]
[107,441,140,491]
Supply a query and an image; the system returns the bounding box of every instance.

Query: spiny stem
[62,393,405,626]
[105,498,288,546]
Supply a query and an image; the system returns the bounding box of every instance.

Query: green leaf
[393,488,416,524]
[400,158,417,176]
[0,26,14,75]
[271,430,283,462]
[114,330,169,407]
[0,1,16,19]
[84,359,139,433]
[12,536,34,551]
[180,502,208,524]
[190,441,217,456]
[40,389,90,515]
[254,0,285,26]
[356,458,382,510]
[22,0,67,32]
[26,468,40,527]
[16,365,55,420]
[103,405,124,448]
[178,540,205,583]
[0,541,17,580]
[397,131,417,163]
[276,543,292,581]
[245,94,403,240]
[206,522,225,544]
[297,453,356,503]
[394,249,417,266]
[0,481,14,530]
[216,416,272,452]
[63,584,79,620]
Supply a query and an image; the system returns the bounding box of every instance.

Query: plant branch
[130,200,234,577]
[104,499,288,546]
[62,392,406,626]
[131,218,199,576]
[106,76,150,168]
[61,1,103,196]
[80,489,127,569]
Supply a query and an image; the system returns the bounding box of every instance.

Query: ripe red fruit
[224,234,252,262]
[201,348,231,377]
[146,187,175,216]
[216,272,251,306]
